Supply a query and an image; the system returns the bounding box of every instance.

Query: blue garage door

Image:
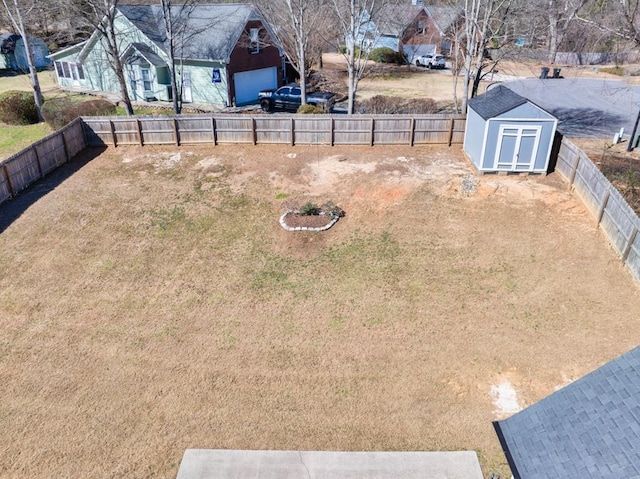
[234,67,277,106]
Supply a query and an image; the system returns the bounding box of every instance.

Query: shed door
[494,125,542,172]
[234,67,277,106]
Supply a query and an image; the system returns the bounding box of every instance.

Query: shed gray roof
[493,346,640,479]
[117,3,262,62]
[468,85,528,119]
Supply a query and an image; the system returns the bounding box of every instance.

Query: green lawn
[0,70,58,93]
[0,123,53,158]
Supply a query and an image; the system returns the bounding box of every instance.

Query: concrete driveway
[502,77,640,138]
[176,450,485,479]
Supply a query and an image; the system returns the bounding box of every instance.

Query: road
[502,77,640,138]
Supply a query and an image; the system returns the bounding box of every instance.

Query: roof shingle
[494,346,640,479]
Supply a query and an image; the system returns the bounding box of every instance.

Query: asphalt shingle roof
[375,5,424,36]
[117,3,257,62]
[424,5,461,34]
[467,85,528,119]
[493,346,640,479]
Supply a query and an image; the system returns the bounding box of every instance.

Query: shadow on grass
[0,147,106,234]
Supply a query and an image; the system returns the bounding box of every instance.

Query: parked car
[258,84,336,112]
[413,54,446,69]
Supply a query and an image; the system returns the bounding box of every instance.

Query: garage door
[234,67,277,106]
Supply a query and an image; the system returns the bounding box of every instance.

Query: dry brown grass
[2,144,640,478]
[319,53,631,111]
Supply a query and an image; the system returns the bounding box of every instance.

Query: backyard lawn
[1,144,640,478]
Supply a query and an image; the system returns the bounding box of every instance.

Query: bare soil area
[2,144,640,478]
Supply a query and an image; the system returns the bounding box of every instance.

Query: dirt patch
[1,143,640,479]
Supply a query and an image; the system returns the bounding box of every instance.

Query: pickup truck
[413,53,446,69]
[258,84,335,112]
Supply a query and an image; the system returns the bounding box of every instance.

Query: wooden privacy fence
[0,118,87,207]
[556,138,640,283]
[81,114,467,147]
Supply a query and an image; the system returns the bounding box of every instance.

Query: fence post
[370,118,375,146]
[596,190,610,225]
[173,118,179,146]
[80,119,89,149]
[61,127,70,164]
[2,164,15,197]
[623,226,639,263]
[448,118,455,146]
[330,117,334,146]
[409,117,415,146]
[211,117,217,146]
[252,118,257,145]
[291,117,294,146]
[136,119,143,146]
[33,145,43,178]
[109,119,117,147]
[568,152,580,189]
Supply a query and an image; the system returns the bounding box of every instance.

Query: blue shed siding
[496,102,552,120]
[463,108,486,170]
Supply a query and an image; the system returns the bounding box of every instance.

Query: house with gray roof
[362,1,462,60]
[493,346,640,478]
[48,3,284,107]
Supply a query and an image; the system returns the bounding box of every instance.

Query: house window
[61,62,71,78]
[250,28,260,54]
[55,61,63,77]
[141,68,151,91]
[417,20,426,35]
[76,64,85,80]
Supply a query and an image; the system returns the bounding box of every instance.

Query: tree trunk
[109,37,134,115]
[548,16,559,64]
[299,28,307,105]
[3,0,44,121]
[347,46,355,114]
[17,18,44,121]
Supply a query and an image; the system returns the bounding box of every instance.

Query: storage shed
[463,85,557,174]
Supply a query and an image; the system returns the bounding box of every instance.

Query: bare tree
[451,0,514,112]
[546,0,588,63]
[256,0,325,106]
[158,0,198,114]
[80,0,134,115]
[1,0,45,121]
[328,0,398,114]
[578,0,640,47]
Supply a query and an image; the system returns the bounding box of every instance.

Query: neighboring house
[48,3,284,107]
[0,34,51,71]
[493,346,640,478]
[362,2,462,62]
